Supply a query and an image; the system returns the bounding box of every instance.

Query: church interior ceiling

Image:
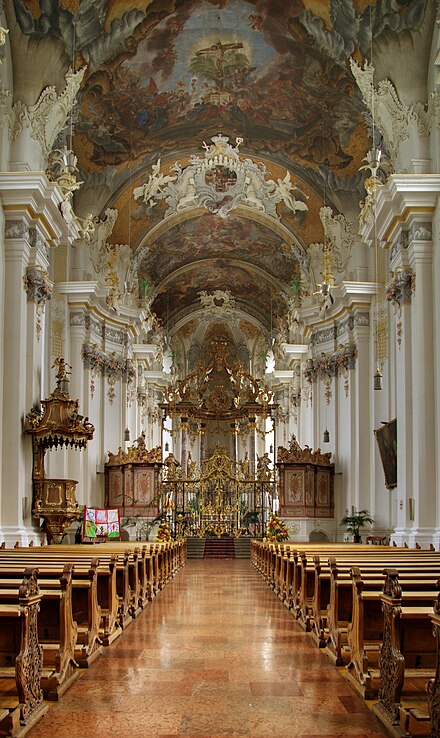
[7,0,434,347]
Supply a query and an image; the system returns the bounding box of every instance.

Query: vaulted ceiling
[7,0,435,339]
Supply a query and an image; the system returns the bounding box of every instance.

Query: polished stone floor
[27,560,389,738]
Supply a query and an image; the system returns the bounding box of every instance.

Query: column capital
[0,171,74,246]
[408,236,433,267]
[359,174,440,248]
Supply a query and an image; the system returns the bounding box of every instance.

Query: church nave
[26,560,388,738]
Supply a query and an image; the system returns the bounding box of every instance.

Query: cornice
[360,175,440,245]
[0,171,73,244]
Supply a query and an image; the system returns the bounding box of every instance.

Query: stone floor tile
[26,560,389,738]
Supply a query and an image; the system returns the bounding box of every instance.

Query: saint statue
[240,451,250,480]
[256,452,271,481]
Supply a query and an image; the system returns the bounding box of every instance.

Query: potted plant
[340,509,374,543]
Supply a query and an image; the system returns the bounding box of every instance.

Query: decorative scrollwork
[134,133,309,221]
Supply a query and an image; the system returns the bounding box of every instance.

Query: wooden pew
[5,548,130,637]
[346,567,438,699]
[372,570,437,736]
[0,568,48,737]
[322,553,440,666]
[427,600,440,737]
[0,554,103,668]
[0,563,79,700]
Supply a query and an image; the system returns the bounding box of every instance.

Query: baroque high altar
[104,336,335,539]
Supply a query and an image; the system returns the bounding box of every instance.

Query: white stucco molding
[359,174,440,247]
[0,171,81,244]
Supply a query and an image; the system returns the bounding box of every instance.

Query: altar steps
[186,537,206,559]
[186,537,251,559]
[204,538,235,559]
[233,538,251,559]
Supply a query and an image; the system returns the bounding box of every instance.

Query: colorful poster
[83,507,120,539]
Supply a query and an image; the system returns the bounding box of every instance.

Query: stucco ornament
[0,26,8,61]
[350,58,434,166]
[319,206,354,274]
[0,67,86,154]
[134,134,309,220]
[87,208,132,311]
[308,205,353,315]
[198,290,236,314]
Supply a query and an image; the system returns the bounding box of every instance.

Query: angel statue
[275,172,309,214]
[133,159,177,208]
[52,357,72,387]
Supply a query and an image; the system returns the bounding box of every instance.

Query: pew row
[372,570,438,738]
[0,568,48,737]
[0,564,79,700]
[0,556,104,668]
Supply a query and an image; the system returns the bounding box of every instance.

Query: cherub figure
[275,172,309,213]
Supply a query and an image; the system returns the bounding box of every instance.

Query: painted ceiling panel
[9,0,433,334]
[151,258,287,328]
[139,213,301,285]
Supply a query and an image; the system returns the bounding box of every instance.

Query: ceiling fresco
[74,0,362,174]
[11,0,429,174]
[151,259,287,328]
[8,0,433,337]
[137,213,301,285]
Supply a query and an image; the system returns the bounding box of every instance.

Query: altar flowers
[155,519,174,542]
[264,514,289,542]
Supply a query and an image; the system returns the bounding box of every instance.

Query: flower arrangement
[155,519,173,542]
[264,514,289,542]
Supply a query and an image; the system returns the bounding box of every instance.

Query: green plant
[340,509,374,542]
[289,274,304,295]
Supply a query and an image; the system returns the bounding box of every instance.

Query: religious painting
[132,468,158,515]
[139,213,300,285]
[151,258,286,330]
[316,472,330,506]
[107,469,123,508]
[374,418,397,489]
[286,469,304,505]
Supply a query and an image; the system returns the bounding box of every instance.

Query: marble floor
[27,560,389,738]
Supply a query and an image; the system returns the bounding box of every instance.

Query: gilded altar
[162,446,276,538]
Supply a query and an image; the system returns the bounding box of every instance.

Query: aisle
[27,560,388,738]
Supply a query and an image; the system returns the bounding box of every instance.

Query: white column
[387,243,414,544]
[1,222,32,543]
[408,222,435,546]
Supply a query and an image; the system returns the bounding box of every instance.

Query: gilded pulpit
[25,361,95,543]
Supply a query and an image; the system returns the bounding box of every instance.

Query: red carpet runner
[203,537,235,558]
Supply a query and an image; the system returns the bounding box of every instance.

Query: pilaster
[1,224,32,541]
[365,176,440,547]
[407,223,435,544]
[352,322,372,513]
[388,238,414,543]
[0,173,71,543]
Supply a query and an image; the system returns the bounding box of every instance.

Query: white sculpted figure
[133,159,177,208]
[319,206,353,274]
[274,172,309,214]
